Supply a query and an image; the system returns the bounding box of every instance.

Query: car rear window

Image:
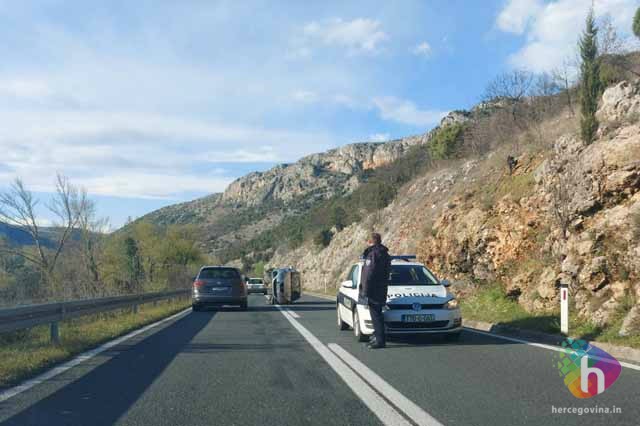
[389,265,439,286]
[249,278,263,284]
[199,268,240,279]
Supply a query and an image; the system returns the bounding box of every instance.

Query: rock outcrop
[270,80,640,338]
[219,132,434,207]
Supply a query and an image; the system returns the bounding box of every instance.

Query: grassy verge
[0,298,190,388]
[460,283,640,349]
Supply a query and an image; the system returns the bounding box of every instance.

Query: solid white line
[329,343,443,426]
[277,307,412,426]
[285,309,300,318]
[0,307,193,403]
[464,328,640,371]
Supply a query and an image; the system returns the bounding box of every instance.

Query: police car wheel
[337,305,349,330]
[353,310,369,342]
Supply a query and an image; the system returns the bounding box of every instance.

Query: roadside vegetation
[0,175,205,306]
[0,298,189,388]
[461,283,640,349]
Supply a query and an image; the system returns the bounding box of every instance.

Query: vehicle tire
[353,310,369,342]
[240,301,248,311]
[337,304,349,330]
[192,304,200,312]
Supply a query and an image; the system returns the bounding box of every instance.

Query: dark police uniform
[359,243,391,346]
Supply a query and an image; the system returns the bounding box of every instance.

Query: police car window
[352,265,360,287]
[388,265,439,286]
[346,265,356,281]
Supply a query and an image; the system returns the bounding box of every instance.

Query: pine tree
[633,7,640,39]
[579,8,601,145]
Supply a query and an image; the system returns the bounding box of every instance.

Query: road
[0,294,639,426]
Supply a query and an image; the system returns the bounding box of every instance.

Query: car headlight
[445,298,459,310]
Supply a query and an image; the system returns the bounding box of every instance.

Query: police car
[336,255,462,341]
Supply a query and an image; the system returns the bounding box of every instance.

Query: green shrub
[599,59,626,88]
[428,123,465,160]
[313,229,333,247]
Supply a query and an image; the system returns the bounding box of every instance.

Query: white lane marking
[0,308,192,403]
[329,343,442,426]
[464,328,640,371]
[285,310,300,318]
[277,307,412,426]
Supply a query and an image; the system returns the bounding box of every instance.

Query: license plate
[402,314,435,322]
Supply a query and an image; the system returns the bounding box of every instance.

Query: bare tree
[78,198,109,295]
[0,174,88,296]
[483,69,535,104]
[598,14,624,56]
[547,161,574,242]
[597,13,640,79]
[531,72,561,98]
[552,58,577,116]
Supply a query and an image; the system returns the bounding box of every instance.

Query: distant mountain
[0,222,83,248]
[133,117,465,257]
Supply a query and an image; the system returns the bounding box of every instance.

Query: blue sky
[0,0,638,229]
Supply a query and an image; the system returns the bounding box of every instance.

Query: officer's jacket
[360,244,391,304]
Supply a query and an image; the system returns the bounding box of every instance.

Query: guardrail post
[50,322,60,345]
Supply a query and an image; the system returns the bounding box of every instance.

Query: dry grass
[0,298,189,388]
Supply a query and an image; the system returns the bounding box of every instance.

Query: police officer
[359,232,391,349]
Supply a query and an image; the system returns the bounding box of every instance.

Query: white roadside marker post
[560,283,569,335]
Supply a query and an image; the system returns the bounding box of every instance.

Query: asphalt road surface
[1,294,639,426]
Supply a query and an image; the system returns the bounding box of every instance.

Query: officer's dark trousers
[368,301,385,345]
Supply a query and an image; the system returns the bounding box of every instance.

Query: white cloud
[496,0,543,34]
[80,173,233,200]
[411,41,432,56]
[302,18,389,54]
[368,133,391,142]
[0,108,333,198]
[497,0,640,72]
[291,90,319,103]
[373,96,446,127]
[0,78,52,99]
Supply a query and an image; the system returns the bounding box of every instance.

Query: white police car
[336,255,462,341]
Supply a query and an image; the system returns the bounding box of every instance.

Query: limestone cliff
[269,81,640,337]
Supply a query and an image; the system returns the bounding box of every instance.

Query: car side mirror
[441,279,451,287]
[341,280,354,289]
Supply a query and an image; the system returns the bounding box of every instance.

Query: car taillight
[193,280,205,289]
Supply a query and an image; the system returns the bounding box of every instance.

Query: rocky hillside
[269,80,640,337]
[138,112,465,257]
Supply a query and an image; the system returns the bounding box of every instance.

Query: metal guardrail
[0,289,190,343]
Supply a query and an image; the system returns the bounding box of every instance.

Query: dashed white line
[329,343,442,426]
[0,307,192,403]
[277,307,413,426]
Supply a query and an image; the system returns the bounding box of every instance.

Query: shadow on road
[2,311,214,426]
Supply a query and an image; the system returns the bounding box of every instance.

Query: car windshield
[389,265,439,286]
[199,268,240,279]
